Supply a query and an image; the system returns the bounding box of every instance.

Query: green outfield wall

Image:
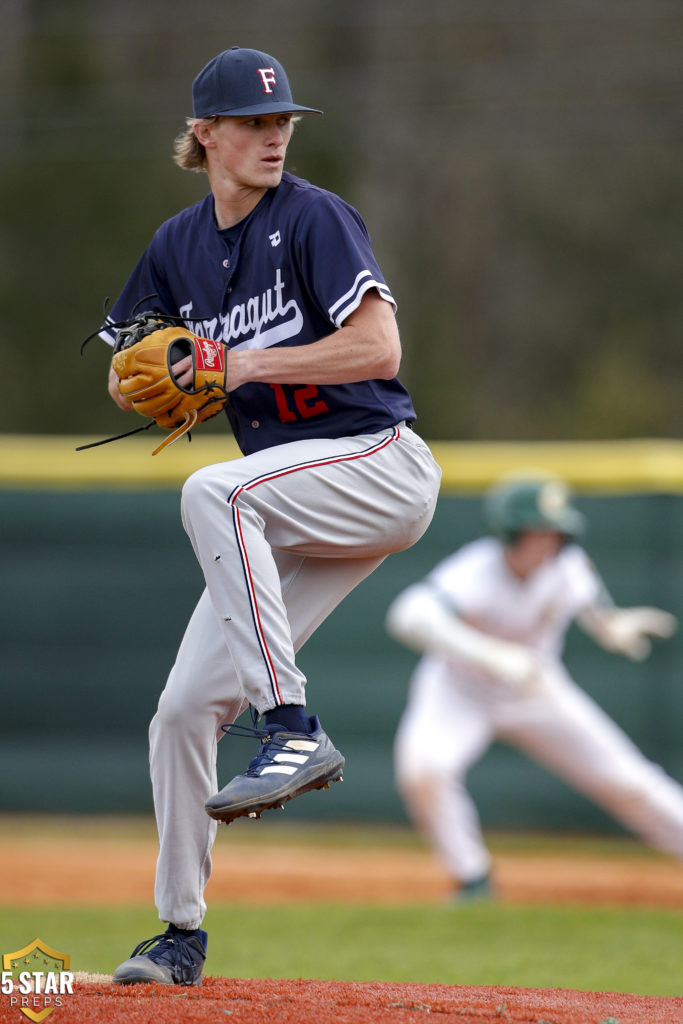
[1,436,681,833]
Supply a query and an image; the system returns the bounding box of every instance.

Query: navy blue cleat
[451,874,495,905]
[205,715,345,824]
[112,925,207,986]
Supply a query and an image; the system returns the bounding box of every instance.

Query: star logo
[2,939,72,1023]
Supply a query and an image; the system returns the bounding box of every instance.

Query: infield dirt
[1,817,681,908]
[1,819,681,1024]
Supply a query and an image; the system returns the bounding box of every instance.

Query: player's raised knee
[181,463,238,515]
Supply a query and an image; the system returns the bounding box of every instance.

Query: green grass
[1,902,681,997]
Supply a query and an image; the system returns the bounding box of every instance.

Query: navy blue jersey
[102,171,416,454]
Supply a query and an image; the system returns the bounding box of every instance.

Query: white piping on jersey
[328,270,395,327]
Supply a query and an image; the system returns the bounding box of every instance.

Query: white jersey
[394,537,683,880]
[427,537,603,660]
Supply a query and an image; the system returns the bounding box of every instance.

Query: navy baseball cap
[192,47,322,118]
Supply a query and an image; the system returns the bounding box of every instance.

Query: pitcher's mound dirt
[1,976,679,1024]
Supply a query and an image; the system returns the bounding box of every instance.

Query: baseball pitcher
[95,47,441,984]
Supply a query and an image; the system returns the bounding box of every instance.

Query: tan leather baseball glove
[111,313,229,455]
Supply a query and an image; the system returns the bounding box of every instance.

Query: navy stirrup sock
[169,924,202,938]
[265,704,313,734]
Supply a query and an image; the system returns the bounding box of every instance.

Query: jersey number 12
[270,383,330,422]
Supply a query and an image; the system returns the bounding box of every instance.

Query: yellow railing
[0,434,682,493]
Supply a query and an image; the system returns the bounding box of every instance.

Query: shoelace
[131,931,201,976]
[220,716,304,778]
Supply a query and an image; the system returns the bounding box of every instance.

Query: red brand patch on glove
[194,336,225,372]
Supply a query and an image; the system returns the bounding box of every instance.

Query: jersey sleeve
[98,229,176,345]
[295,193,395,327]
[562,545,612,613]
[424,548,482,616]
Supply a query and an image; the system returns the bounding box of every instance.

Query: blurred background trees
[1,0,680,440]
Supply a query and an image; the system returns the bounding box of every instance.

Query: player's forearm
[226,293,401,390]
[228,333,397,389]
[386,584,545,691]
[387,584,505,668]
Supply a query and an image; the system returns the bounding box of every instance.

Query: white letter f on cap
[257,67,277,93]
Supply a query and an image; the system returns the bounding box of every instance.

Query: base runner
[387,474,683,901]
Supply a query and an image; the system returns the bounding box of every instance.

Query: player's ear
[193,118,217,149]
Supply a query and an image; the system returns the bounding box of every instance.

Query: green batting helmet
[483,475,585,544]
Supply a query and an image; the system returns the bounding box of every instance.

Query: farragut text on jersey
[180,269,303,350]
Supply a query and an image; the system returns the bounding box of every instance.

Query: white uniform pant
[394,658,683,884]
[149,425,441,928]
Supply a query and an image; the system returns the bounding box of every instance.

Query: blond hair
[173,117,219,173]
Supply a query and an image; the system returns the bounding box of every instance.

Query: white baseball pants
[395,658,683,884]
[149,425,441,928]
